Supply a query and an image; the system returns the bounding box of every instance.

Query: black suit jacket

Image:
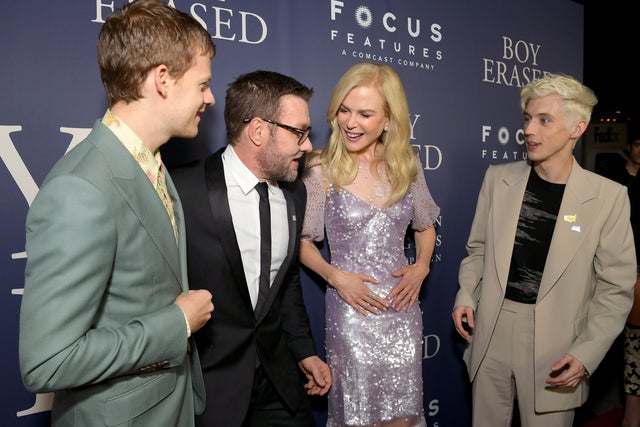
[171,148,318,426]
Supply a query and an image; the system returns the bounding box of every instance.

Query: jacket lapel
[93,124,181,283]
[493,162,530,291]
[166,172,189,293]
[204,152,252,305]
[537,159,598,300]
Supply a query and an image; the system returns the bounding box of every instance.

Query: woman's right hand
[327,269,387,316]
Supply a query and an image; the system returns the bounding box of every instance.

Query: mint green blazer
[19,121,205,426]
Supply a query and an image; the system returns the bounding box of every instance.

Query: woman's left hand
[388,262,429,311]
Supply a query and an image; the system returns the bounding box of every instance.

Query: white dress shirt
[221,145,288,309]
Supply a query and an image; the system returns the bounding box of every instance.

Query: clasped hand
[329,263,428,316]
[174,289,214,334]
[545,354,588,388]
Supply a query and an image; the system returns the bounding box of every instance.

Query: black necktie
[255,182,271,313]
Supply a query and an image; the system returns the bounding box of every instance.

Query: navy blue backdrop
[0,1,584,425]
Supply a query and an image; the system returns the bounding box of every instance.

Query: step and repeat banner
[1,1,584,425]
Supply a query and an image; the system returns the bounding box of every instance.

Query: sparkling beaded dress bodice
[326,188,411,276]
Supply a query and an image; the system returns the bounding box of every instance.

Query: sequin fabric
[302,161,439,427]
[625,324,640,396]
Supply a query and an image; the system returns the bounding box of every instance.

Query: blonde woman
[300,62,440,427]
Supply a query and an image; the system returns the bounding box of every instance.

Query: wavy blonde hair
[313,62,417,206]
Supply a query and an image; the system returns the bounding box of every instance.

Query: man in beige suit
[452,73,636,426]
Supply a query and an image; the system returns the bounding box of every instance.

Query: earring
[384,126,389,132]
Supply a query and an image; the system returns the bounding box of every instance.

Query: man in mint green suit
[18,1,216,425]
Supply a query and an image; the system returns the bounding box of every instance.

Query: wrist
[179,307,191,338]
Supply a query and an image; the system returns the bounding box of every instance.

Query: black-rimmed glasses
[243,117,311,145]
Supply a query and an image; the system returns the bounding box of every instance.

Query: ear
[244,118,268,147]
[152,64,171,98]
[570,119,587,139]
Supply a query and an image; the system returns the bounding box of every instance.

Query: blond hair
[520,73,597,126]
[314,62,417,206]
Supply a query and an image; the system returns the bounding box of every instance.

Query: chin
[284,167,298,182]
[179,128,199,139]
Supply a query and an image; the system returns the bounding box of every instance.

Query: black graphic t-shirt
[505,167,565,304]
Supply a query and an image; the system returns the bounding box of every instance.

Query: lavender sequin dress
[302,161,440,427]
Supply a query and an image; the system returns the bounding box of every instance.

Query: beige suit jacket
[454,158,636,411]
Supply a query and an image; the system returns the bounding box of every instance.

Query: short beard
[257,135,299,182]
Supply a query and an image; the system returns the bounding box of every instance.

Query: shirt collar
[102,109,163,185]
[222,145,271,195]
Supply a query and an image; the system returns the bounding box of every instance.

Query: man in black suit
[171,70,331,427]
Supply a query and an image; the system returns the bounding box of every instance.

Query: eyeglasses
[243,117,311,146]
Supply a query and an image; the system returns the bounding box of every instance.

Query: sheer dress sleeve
[301,163,327,243]
[410,156,440,231]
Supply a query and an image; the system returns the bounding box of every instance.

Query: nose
[300,136,313,152]
[204,87,215,106]
[345,113,356,129]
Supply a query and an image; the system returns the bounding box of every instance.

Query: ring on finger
[366,293,375,299]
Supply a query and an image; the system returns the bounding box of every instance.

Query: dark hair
[224,70,313,144]
[97,0,215,104]
[629,121,640,144]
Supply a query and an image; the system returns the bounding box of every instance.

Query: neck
[533,157,573,184]
[626,161,640,176]
[357,142,383,163]
[110,102,166,154]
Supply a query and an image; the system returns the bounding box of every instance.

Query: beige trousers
[472,299,574,427]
